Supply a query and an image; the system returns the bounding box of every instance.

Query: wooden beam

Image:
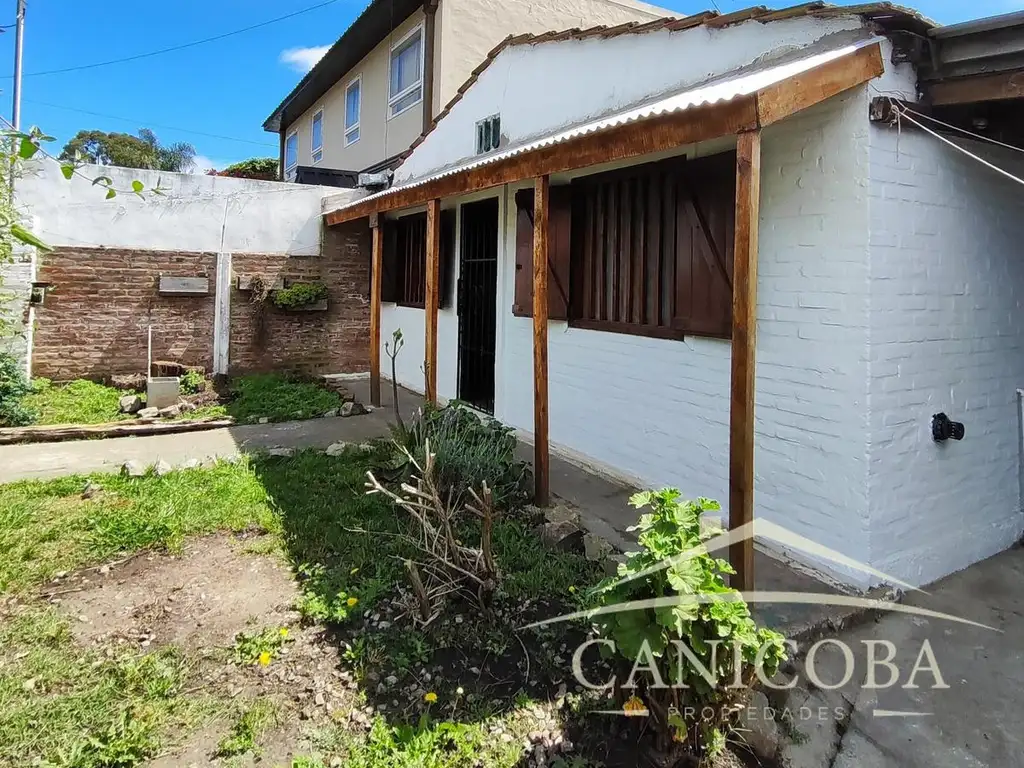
[729,129,761,593]
[533,175,550,508]
[325,98,759,225]
[756,42,884,126]
[369,222,383,408]
[424,198,441,404]
[928,70,1024,106]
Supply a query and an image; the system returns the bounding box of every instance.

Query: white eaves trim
[323,38,878,218]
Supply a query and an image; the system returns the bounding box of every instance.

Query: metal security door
[457,198,499,413]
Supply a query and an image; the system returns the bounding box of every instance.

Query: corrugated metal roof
[323,39,871,216]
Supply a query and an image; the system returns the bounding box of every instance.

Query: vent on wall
[476,114,501,155]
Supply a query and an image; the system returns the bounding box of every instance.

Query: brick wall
[32,225,370,381]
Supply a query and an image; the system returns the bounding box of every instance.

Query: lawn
[12,373,348,427]
[0,450,611,768]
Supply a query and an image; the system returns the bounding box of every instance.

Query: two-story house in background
[263,0,677,182]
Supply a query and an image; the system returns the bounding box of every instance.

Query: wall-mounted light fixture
[932,413,965,442]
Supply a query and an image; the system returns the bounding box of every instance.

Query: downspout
[422,0,439,134]
[278,128,286,182]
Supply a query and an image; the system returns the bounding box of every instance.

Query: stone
[340,401,367,417]
[735,691,781,761]
[544,504,581,526]
[136,407,160,419]
[118,394,143,414]
[323,408,339,418]
[153,460,173,477]
[583,533,613,562]
[121,460,146,478]
[325,441,348,457]
[181,458,202,469]
[158,404,182,418]
[81,482,103,499]
[536,521,584,552]
[179,401,197,413]
[258,417,270,424]
[602,553,628,577]
[267,447,294,457]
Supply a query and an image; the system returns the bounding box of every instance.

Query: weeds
[225,373,343,423]
[216,700,277,757]
[20,378,134,425]
[232,626,292,666]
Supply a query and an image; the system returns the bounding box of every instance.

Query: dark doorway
[457,197,499,413]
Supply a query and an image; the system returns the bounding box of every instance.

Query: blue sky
[0,0,1018,172]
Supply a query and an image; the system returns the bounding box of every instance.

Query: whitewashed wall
[17,158,349,255]
[866,129,1024,587]
[396,15,867,183]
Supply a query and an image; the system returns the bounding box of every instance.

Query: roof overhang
[264,0,423,133]
[324,40,883,226]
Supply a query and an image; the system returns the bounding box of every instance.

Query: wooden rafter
[324,43,882,227]
[424,199,441,404]
[369,221,383,408]
[533,175,551,507]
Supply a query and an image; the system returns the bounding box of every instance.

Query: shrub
[590,489,787,758]
[271,282,327,310]
[0,352,35,426]
[398,402,529,511]
[179,369,205,395]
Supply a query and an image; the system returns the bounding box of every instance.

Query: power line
[23,98,277,148]
[3,0,340,78]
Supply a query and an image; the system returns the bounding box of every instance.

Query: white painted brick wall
[0,245,35,371]
[867,128,1024,586]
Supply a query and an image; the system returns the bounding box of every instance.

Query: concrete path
[826,545,1024,768]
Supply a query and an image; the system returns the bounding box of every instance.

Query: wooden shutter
[438,209,456,309]
[673,152,735,339]
[380,219,399,303]
[511,186,571,319]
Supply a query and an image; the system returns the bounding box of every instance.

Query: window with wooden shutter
[568,153,735,340]
[380,210,455,309]
[512,186,572,319]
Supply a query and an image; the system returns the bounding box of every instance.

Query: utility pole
[12,0,25,130]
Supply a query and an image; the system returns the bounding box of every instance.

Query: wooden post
[729,129,761,592]
[424,199,441,404]
[369,220,383,408]
[533,175,550,507]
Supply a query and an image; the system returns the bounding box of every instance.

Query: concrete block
[146,377,180,410]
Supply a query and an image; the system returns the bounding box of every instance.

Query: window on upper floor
[345,77,361,145]
[311,109,324,164]
[285,131,298,176]
[389,26,423,118]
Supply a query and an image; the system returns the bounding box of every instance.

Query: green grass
[0,606,216,768]
[21,379,136,425]
[215,700,277,758]
[224,374,344,423]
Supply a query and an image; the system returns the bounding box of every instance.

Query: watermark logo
[520,517,998,721]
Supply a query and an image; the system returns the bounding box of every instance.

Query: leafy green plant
[0,351,35,426]
[272,281,328,310]
[216,700,276,758]
[209,157,279,180]
[179,370,205,395]
[232,626,292,666]
[344,712,479,768]
[589,489,787,757]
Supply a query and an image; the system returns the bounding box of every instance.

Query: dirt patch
[56,534,298,649]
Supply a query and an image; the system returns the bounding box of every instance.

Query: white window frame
[284,130,298,175]
[387,24,424,120]
[311,107,324,165]
[344,75,361,146]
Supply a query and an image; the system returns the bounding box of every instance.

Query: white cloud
[189,155,230,175]
[279,45,330,73]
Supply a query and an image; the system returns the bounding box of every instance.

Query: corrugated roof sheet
[323,39,872,216]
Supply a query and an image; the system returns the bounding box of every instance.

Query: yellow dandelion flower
[279,627,289,638]
[258,651,272,667]
[623,695,648,717]
[424,692,438,703]
[346,596,359,608]
[568,586,577,594]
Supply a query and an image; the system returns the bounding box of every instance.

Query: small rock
[179,401,197,413]
[181,458,202,469]
[535,521,584,553]
[314,692,326,706]
[602,553,628,577]
[158,404,182,419]
[136,407,160,419]
[736,691,781,760]
[325,441,348,457]
[267,447,294,457]
[81,482,103,499]
[118,394,143,414]
[322,408,339,418]
[121,460,146,478]
[583,533,613,562]
[258,417,270,424]
[544,504,580,526]
[153,460,173,476]
[340,401,367,418]
[98,565,110,575]
[385,675,398,686]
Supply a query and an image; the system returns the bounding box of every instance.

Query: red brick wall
[32,226,370,381]
[34,248,217,381]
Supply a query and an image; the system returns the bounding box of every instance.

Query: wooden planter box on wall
[281,299,329,312]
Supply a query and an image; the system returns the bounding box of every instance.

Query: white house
[323,3,1024,591]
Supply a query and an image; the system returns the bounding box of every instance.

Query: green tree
[58,129,195,172]
[209,157,278,181]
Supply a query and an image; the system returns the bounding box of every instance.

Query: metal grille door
[457,198,499,414]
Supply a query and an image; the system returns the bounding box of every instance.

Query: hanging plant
[271,282,328,310]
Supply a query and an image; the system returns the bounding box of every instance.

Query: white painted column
[213,252,232,375]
